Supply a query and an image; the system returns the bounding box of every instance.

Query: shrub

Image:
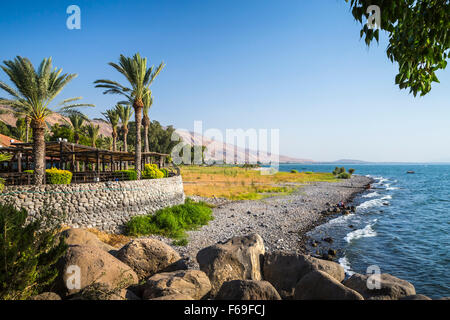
[160,168,169,178]
[348,168,355,175]
[0,204,67,300]
[142,163,164,179]
[116,169,137,181]
[304,171,313,174]
[290,169,298,173]
[125,199,213,241]
[338,172,351,179]
[45,168,72,184]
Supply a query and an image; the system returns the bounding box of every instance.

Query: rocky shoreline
[146,175,373,268]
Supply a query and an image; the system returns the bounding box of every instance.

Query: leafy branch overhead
[346,0,449,96]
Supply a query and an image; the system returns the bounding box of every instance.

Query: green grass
[125,199,214,243]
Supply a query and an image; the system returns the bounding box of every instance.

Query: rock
[323,237,333,243]
[116,239,181,280]
[399,294,431,300]
[215,280,281,300]
[262,252,345,299]
[294,270,364,300]
[57,245,138,296]
[70,283,140,300]
[150,294,194,300]
[196,233,265,296]
[343,210,350,215]
[28,292,61,300]
[343,273,416,300]
[60,228,114,252]
[142,270,211,300]
[438,297,450,300]
[328,249,337,256]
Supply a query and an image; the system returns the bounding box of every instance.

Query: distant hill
[332,159,370,164]
[0,106,312,164]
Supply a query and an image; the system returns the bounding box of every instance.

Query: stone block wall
[0,176,185,232]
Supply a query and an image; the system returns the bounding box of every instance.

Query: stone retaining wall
[0,176,185,232]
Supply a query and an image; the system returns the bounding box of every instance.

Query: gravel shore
[145,175,372,269]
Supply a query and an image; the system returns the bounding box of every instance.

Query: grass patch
[180,166,337,200]
[125,199,213,243]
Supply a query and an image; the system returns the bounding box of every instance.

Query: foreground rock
[57,245,138,295]
[215,280,281,300]
[142,270,211,300]
[294,270,363,300]
[60,228,114,252]
[197,233,265,296]
[343,273,416,300]
[399,294,431,300]
[28,292,61,300]
[263,251,345,299]
[150,294,194,300]
[70,283,140,300]
[116,239,181,280]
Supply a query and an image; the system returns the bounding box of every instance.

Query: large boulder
[116,239,181,280]
[399,294,431,300]
[70,283,141,300]
[142,270,211,300]
[60,228,114,252]
[343,273,416,300]
[150,294,194,300]
[263,251,345,299]
[294,270,364,300]
[28,292,61,300]
[57,245,138,296]
[215,280,281,300]
[196,234,265,296]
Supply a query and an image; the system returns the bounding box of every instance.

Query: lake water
[278,163,450,299]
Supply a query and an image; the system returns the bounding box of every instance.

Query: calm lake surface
[278,163,450,298]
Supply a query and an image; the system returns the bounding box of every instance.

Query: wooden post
[102,155,106,172]
[17,153,22,173]
[96,151,100,179]
[71,144,76,172]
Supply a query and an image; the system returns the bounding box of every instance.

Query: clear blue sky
[0,0,449,162]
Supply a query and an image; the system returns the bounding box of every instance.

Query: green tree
[142,89,153,153]
[116,104,133,169]
[346,0,449,96]
[102,108,120,151]
[86,123,100,147]
[0,56,94,185]
[94,53,165,178]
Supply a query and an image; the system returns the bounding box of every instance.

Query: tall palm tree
[0,56,94,185]
[115,103,133,169]
[66,112,87,171]
[94,53,164,178]
[142,89,153,154]
[86,123,100,148]
[102,108,120,151]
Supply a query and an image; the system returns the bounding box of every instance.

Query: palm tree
[86,123,100,148]
[66,112,87,171]
[0,56,94,185]
[102,109,120,151]
[115,103,133,169]
[142,89,153,154]
[94,53,164,178]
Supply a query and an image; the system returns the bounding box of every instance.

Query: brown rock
[262,251,345,299]
[28,292,61,300]
[294,270,364,300]
[196,233,265,296]
[116,239,181,280]
[57,245,138,296]
[142,270,211,300]
[215,280,281,300]
[60,228,114,252]
[399,294,431,300]
[343,273,416,300]
[150,294,194,300]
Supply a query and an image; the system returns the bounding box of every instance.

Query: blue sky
[0,0,449,162]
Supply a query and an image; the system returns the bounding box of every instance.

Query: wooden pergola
[0,141,173,185]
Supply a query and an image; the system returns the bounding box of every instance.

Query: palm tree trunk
[144,121,150,153]
[25,118,30,143]
[134,104,143,179]
[31,121,45,185]
[123,129,128,170]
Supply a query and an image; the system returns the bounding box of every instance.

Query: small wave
[362,192,379,198]
[386,186,399,190]
[339,256,355,276]
[344,221,377,243]
[381,195,392,200]
[357,198,385,210]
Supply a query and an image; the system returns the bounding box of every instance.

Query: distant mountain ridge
[0,106,312,163]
